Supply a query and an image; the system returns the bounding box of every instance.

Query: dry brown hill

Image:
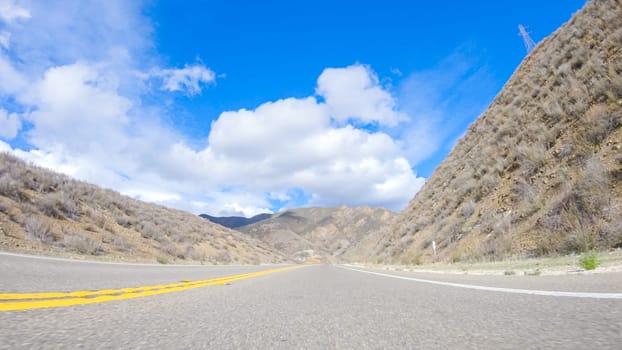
[239,206,396,262]
[0,153,286,264]
[374,0,622,264]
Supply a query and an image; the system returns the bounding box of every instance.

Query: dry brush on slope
[239,206,396,262]
[0,153,285,264]
[375,0,622,264]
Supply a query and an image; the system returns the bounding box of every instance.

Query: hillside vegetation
[0,153,285,264]
[374,0,622,264]
[240,206,396,262]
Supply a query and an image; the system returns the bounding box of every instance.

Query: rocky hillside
[0,153,286,264]
[240,206,396,262]
[375,0,622,264]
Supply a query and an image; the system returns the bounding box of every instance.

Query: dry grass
[357,249,622,276]
[0,153,286,264]
[373,0,622,264]
[240,206,396,262]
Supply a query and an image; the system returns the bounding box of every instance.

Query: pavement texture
[1,253,621,349]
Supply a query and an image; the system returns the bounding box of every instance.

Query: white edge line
[339,265,622,300]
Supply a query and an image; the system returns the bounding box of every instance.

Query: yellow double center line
[0,265,303,312]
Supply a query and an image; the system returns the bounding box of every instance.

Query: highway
[1,253,621,349]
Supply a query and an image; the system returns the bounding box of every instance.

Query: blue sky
[0,0,586,216]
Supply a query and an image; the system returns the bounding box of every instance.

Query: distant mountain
[199,213,273,229]
[0,153,286,264]
[239,206,396,262]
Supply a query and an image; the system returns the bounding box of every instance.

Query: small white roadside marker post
[432,240,437,261]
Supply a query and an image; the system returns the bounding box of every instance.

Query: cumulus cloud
[21,62,132,151]
[157,64,216,95]
[317,64,407,126]
[0,0,30,23]
[0,31,10,48]
[0,0,426,216]
[204,93,423,209]
[0,109,20,139]
[189,191,274,218]
[0,53,27,94]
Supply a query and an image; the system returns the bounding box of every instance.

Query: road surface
[1,252,621,349]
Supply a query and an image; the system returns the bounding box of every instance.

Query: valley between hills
[1,0,621,270]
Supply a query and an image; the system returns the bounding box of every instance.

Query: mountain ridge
[199,213,273,229]
[239,206,396,262]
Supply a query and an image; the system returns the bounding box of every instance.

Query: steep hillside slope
[199,213,272,229]
[240,206,396,262]
[0,154,285,264]
[376,0,622,264]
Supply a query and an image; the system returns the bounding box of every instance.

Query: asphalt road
[1,253,622,349]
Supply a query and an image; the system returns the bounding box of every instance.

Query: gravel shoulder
[351,250,622,276]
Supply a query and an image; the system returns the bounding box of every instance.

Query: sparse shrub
[460,200,476,218]
[64,231,103,255]
[186,246,206,261]
[0,198,10,215]
[113,236,131,251]
[482,230,513,258]
[511,178,536,204]
[564,220,597,253]
[23,216,54,243]
[584,104,620,145]
[162,242,178,256]
[38,191,80,220]
[556,142,574,159]
[115,214,136,228]
[138,221,163,241]
[579,251,600,270]
[0,174,20,199]
[602,202,622,248]
[517,141,548,175]
[493,212,512,235]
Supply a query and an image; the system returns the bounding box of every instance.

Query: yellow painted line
[0,276,235,300]
[0,265,303,312]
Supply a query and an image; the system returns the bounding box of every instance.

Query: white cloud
[190,192,274,218]
[0,109,20,139]
[2,0,152,82]
[0,0,426,217]
[201,94,423,210]
[208,97,329,161]
[0,31,10,48]
[219,202,272,218]
[157,64,216,95]
[20,62,132,156]
[0,140,10,152]
[0,0,30,23]
[316,64,407,126]
[123,189,181,203]
[0,53,27,94]
[10,147,81,176]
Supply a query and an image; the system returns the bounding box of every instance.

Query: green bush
[579,252,600,270]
